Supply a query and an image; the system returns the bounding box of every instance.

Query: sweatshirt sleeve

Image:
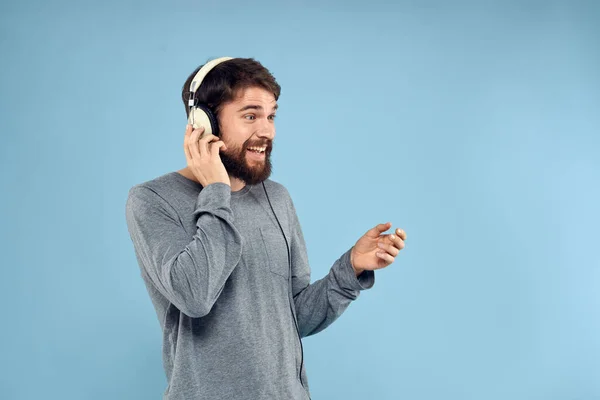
[125,182,243,318]
[287,195,375,338]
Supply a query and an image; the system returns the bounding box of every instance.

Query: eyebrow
[236,104,278,113]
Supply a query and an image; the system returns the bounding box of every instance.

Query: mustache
[244,141,273,149]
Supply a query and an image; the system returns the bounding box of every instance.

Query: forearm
[293,247,374,337]
[126,183,243,318]
[157,211,242,317]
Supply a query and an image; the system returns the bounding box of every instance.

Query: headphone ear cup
[188,104,220,137]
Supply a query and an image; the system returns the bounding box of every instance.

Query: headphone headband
[187,56,233,107]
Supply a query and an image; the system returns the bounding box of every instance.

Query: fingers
[374,224,407,255]
[367,223,407,244]
[197,128,217,156]
[367,222,391,238]
[186,125,203,160]
[376,251,395,264]
[395,228,407,241]
[184,124,193,161]
[377,241,399,257]
[209,140,226,159]
[186,125,220,160]
[386,231,406,251]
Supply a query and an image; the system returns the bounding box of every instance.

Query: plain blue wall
[1,1,599,399]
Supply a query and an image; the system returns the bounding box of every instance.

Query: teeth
[248,146,266,152]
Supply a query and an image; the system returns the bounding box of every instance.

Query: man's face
[217,86,277,185]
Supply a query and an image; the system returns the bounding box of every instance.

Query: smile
[247,146,266,153]
[246,148,266,160]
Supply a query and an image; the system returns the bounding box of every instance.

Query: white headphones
[187,56,233,137]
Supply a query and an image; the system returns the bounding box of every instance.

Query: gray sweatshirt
[125,171,375,399]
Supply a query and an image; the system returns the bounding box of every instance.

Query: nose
[255,117,275,141]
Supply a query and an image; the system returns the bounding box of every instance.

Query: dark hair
[181,58,281,120]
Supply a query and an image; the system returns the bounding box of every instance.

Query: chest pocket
[259,226,290,280]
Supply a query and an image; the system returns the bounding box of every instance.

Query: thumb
[366,222,391,238]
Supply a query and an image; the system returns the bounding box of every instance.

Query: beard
[219,139,273,185]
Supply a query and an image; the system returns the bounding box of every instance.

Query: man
[125,57,406,400]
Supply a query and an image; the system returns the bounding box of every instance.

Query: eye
[244,114,256,120]
[268,114,277,120]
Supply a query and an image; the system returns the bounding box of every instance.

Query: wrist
[350,247,364,277]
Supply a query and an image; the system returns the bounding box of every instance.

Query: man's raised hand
[183,124,230,188]
[350,222,407,276]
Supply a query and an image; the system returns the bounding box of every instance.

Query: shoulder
[126,172,180,213]
[130,172,180,195]
[260,178,292,201]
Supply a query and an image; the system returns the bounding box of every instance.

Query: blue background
[1,1,599,399]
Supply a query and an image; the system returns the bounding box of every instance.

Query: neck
[177,167,246,192]
[228,176,246,192]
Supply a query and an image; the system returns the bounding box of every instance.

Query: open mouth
[246,145,267,158]
[246,145,266,154]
